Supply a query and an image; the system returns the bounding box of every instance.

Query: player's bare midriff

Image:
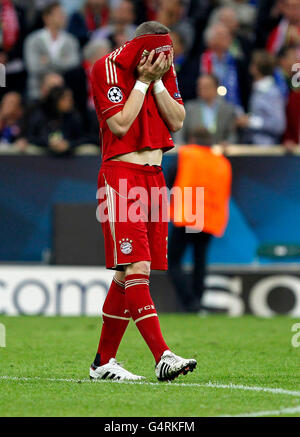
[110,147,163,166]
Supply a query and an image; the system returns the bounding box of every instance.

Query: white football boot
[90,358,145,381]
[155,350,197,381]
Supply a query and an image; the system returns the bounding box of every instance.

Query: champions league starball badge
[107,87,123,103]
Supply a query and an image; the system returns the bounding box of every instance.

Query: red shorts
[97,160,168,271]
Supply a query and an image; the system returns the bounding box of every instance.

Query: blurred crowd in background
[0,0,300,155]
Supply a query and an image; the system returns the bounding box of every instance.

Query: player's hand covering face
[137,49,173,85]
[160,48,173,77]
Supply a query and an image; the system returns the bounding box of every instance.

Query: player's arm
[106,51,167,138]
[152,53,185,132]
[153,83,186,132]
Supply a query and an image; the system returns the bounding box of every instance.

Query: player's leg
[124,261,169,364]
[124,261,197,381]
[93,270,128,366]
[144,170,197,380]
[90,164,144,380]
[90,270,144,381]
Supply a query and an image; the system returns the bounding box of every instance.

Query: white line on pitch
[222,405,300,417]
[1,375,300,398]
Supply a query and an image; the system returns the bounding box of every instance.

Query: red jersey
[91,35,184,161]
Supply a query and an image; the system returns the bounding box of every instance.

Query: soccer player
[90,21,197,381]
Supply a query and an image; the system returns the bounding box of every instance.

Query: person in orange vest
[167,127,232,312]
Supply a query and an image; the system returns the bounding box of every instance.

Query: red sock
[125,274,168,364]
[96,277,130,365]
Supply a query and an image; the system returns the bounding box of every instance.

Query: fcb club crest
[119,238,133,255]
[107,87,123,103]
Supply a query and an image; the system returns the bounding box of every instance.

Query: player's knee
[114,271,125,282]
[125,261,151,277]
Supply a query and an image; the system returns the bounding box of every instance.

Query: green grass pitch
[0,314,299,417]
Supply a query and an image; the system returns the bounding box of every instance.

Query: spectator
[170,30,200,101]
[209,6,252,60]
[26,1,67,34]
[63,38,111,131]
[188,0,217,56]
[83,38,111,108]
[26,86,85,155]
[0,92,26,150]
[60,0,85,17]
[83,38,112,144]
[24,2,80,100]
[68,0,110,47]
[23,73,65,145]
[141,0,160,21]
[254,0,281,48]
[156,0,195,52]
[0,91,24,147]
[40,72,65,99]
[171,30,186,74]
[174,74,238,145]
[201,23,247,108]
[217,0,257,35]
[274,45,299,100]
[167,127,232,313]
[92,0,136,49]
[266,0,300,54]
[0,0,27,97]
[236,50,286,144]
[283,88,300,147]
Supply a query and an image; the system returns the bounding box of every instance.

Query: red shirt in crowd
[284,89,300,144]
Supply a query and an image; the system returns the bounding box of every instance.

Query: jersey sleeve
[91,59,126,122]
[162,64,184,105]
